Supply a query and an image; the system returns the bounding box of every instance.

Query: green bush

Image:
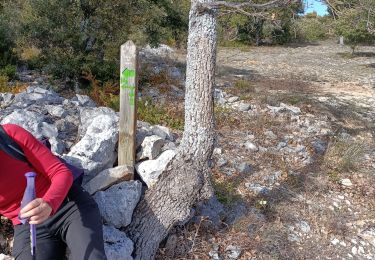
[0,0,190,84]
[335,8,375,54]
[0,16,16,67]
[0,65,16,79]
[295,17,329,42]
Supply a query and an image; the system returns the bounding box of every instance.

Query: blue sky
[304,0,329,16]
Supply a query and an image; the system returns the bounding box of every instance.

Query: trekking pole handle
[20,172,37,259]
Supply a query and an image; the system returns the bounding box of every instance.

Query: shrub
[19,46,41,69]
[295,17,329,42]
[0,75,28,94]
[0,18,16,67]
[0,65,16,79]
[212,178,241,205]
[0,75,8,90]
[138,98,184,130]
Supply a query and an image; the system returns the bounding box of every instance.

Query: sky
[304,0,329,16]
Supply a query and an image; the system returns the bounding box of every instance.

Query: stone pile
[0,85,179,259]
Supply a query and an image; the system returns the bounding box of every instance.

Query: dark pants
[12,184,107,260]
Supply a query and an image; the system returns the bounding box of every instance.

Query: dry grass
[323,138,365,174]
[0,76,28,94]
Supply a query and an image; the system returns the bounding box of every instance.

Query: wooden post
[339,36,344,46]
[118,41,138,172]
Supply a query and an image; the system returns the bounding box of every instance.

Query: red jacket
[0,124,73,225]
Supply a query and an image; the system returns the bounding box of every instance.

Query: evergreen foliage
[0,0,190,82]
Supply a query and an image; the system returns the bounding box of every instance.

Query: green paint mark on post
[121,68,136,89]
[120,68,136,106]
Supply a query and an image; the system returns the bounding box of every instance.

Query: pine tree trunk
[126,0,217,259]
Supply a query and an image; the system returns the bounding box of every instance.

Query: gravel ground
[165,41,375,260]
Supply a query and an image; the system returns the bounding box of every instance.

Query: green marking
[120,68,136,106]
[120,68,136,89]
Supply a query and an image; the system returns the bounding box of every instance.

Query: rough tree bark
[126,0,217,259]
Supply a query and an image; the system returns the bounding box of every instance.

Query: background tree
[324,0,375,53]
[217,0,303,45]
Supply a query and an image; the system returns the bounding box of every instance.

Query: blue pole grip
[19,172,37,258]
[19,172,37,224]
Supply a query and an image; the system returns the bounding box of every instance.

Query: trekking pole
[20,172,37,260]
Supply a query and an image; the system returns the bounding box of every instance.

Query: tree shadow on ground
[283,42,321,48]
[216,65,256,78]
[354,52,375,58]
[309,95,375,138]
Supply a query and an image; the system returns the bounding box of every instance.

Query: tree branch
[200,0,299,11]
[198,0,300,18]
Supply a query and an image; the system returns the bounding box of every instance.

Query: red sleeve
[3,124,73,215]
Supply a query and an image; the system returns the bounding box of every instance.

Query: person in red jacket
[0,124,107,260]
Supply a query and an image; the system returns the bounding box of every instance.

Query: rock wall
[0,84,179,259]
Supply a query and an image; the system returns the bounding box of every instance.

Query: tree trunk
[126,0,217,259]
[255,18,264,46]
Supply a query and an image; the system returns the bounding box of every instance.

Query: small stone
[340,179,353,187]
[213,147,222,155]
[245,183,269,195]
[74,94,96,107]
[244,141,258,152]
[277,142,288,150]
[208,251,220,260]
[337,195,345,200]
[151,125,174,141]
[333,201,340,208]
[297,221,311,234]
[331,238,340,245]
[265,130,277,140]
[280,103,301,115]
[288,233,301,243]
[238,103,251,112]
[217,158,228,167]
[209,244,220,260]
[264,171,282,185]
[83,165,134,195]
[225,245,242,260]
[352,246,357,255]
[237,162,253,174]
[258,146,268,152]
[135,150,176,187]
[228,96,240,103]
[247,134,255,140]
[137,135,165,160]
